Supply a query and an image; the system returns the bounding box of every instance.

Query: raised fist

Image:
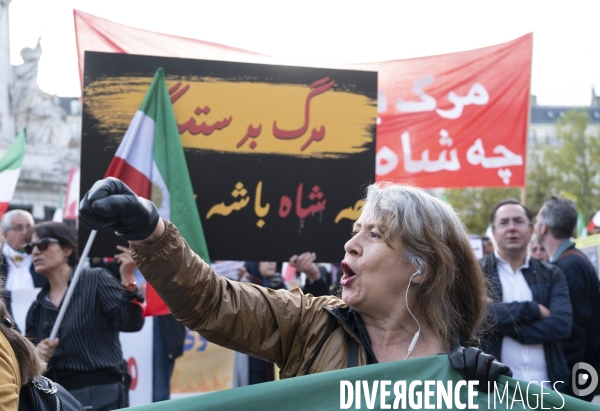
[79,177,159,241]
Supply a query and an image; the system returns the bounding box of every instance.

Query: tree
[539,109,600,221]
[445,109,600,234]
[445,187,520,235]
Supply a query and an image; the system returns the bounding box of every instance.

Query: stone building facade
[0,0,80,220]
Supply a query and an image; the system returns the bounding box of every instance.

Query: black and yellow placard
[81,52,376,262]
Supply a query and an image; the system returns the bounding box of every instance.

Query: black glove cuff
[448,345,513,393]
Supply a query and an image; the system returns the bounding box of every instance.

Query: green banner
[127,355,598,410]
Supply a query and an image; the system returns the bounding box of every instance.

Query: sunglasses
[24,238,60,255]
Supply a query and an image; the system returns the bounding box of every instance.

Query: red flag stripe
[104,156,152,200]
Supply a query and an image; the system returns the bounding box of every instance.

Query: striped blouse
[25,267,144,387]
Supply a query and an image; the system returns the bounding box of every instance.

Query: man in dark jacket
[481,200,572,392]
[535,195,600,401]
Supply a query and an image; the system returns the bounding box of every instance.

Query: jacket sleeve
[130,220,339,370]
[95,268,145,332]
[556,257,599,366]
[486,300,541,329]
[0,333,19,411]
[504,266,572,345]
[481,254,540,330]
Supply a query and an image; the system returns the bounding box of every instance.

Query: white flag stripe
[151,161,171,221]
[53,208,63,222]
[0,168,21,202]
[115,111,155,177]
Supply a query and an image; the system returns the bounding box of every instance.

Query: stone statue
[10,40,72,148]
[8,38,78,182]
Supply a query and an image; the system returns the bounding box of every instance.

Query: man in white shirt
[0,209,46,290]
[480,200,572,392]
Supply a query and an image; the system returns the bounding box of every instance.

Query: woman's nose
[344,235,361,256]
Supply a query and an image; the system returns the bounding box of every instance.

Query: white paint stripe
[115,111,155,178]
[0,168,21,202]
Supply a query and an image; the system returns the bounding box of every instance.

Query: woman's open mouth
[340,261,357,286]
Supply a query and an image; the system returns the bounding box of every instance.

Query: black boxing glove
[448,345,512,392]
[79,177,160,241]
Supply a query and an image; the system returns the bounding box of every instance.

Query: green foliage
[541,110,600,221]
[445,109,600,233]
[445,187,520,235]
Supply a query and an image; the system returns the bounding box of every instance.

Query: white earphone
[404,269,422,360]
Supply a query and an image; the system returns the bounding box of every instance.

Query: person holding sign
[79,178,510,388]
[24,222,144,411]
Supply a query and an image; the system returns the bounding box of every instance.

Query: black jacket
[480,253,572,390]
[554,245,600,401]
[554,245,600,370]
[155,314,186,360]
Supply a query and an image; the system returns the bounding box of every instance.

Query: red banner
[74,10,531,188]
[361,35,532,188]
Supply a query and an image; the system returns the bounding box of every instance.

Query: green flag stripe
[144,69,210,261]
[0,128,26,171]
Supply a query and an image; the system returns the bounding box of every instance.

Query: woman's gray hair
[361,182,487,347]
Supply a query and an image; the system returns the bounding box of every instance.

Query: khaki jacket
[131,221,367,378]
[0,331,19,411]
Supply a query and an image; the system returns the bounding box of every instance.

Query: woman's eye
[370,232,382,239]
[350,231,358,237]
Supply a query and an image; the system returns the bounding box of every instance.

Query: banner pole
[49,229,97,340]
[521,33,534,208]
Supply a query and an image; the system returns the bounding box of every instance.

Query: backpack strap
[560,247,585,259]
[347,335,360,368]
[303,317,338,375]
[559,248,596,272]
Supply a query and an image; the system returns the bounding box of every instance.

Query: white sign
[468,236,484,260]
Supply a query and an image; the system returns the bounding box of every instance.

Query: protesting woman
[24,222,144,411]
[79,178,510,385]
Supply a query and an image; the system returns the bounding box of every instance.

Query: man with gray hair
[535,195,600,401]
[0,209,46,290]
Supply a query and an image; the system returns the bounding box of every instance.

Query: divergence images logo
[572,362,598,397]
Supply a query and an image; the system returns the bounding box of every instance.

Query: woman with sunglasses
[23,222,144,411]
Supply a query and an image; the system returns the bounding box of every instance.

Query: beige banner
[171,331,234,394]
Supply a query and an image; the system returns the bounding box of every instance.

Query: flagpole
[49,229,97,340]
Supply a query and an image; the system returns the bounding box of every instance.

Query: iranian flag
[0,128,26,217]
[105,68,210,315]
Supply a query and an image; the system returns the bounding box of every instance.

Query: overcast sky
[8,0,600,106]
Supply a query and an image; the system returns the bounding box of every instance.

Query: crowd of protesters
[1,186,600,410]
